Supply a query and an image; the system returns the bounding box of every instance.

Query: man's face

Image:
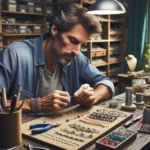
[51,24,90,66]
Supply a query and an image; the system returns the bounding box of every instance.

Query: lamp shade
[87,0,126,15]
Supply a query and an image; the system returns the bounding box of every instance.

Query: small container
[132,79,146,95]
[0,108,22,148]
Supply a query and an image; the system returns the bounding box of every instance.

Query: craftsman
[0,3,114,113]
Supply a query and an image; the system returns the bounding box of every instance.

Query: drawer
[92,50,106,57]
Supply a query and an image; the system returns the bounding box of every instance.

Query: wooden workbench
[15,93,150,150]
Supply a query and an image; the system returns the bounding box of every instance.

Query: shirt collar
[34,32,50,66]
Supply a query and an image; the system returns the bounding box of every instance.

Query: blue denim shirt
[0,33,114,106]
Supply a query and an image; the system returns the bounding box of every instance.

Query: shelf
[82,1,94,4]
[88,39,109,42]
[92,62,108,67]
[0,10,44,16]
[111,78,119,83]
[2,23,44,26]
[18,0,44,3]
[3,33,42,36]
[110,20,124,23]
[109,60,124,64]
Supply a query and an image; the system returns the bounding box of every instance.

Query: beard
[51,37,76,66]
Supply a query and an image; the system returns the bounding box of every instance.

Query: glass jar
[132,79,146,95]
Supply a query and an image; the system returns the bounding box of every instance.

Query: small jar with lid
[132,79,146,95]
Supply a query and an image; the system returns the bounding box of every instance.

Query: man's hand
[40,90,70,113]
[74,84,96,107]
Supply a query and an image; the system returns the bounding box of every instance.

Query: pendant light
[87,0,126,15]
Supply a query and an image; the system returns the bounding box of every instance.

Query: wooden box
[96,127,137,150]
[92,50,106,57]
[33,26,41,33]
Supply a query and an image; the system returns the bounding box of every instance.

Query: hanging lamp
[87,0,126,15]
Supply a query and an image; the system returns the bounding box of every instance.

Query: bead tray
[96,126,137,150]
[138,123,150,133]
[22,105,133,150]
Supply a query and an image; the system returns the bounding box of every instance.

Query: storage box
[19,26,27,34]
[27,2,34,13]
[47,7,52,14]
[18,5,27,12]
[8,18,16,23]
[35,4,42,13]
[3,0,16,4]
[3,3,17,11]
[33,26,41,33]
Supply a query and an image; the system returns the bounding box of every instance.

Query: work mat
[22,105,133,150]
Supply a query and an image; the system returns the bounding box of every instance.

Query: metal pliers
[24,143,50,150]
[29,123,61,134]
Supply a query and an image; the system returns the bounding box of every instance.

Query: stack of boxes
[3,0,17,11]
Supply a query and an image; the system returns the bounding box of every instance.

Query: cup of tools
[0,107,22,148]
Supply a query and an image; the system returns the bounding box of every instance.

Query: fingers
[40,90,71,112]
[74,84,96,107]
[74,84,90,97]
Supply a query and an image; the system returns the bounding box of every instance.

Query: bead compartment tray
[96,126,137,150]
[138,123,150,133]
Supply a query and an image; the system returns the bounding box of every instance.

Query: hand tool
[24,143,50,150]
[124,115,143,128]
[30,122,61,134]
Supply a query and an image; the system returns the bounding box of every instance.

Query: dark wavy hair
[49,3,102,35]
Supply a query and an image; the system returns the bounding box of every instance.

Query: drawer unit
[92,50,107,57]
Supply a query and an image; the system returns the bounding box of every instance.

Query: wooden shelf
[2,23,44,26]
[0,0,126,87]
[80,0,126,85]
[3,33,42,36]
[18,0,44,3]
[0,10,44,16]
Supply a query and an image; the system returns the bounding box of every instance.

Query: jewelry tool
[16,83,22,101]
[24,143,50,150]
[10,95,17,113]
[124,115,143,128]
[30,123,61,134]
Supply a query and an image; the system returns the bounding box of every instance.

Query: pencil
[2,88,7,106]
